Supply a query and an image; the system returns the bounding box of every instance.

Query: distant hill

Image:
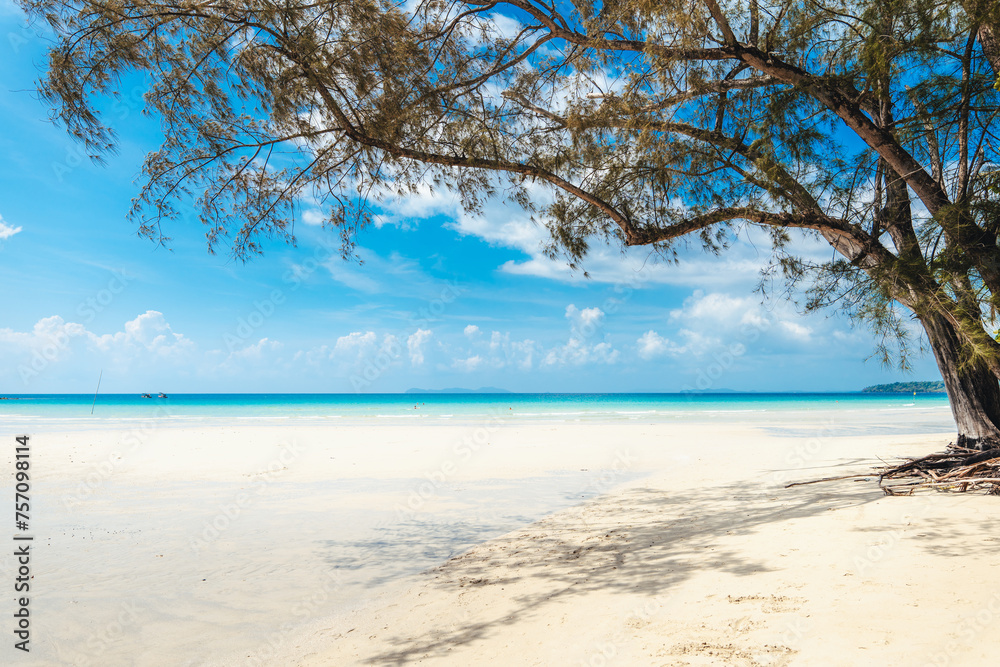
[862,381,946,394]
[404,387,512,394]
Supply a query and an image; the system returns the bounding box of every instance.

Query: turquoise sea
[0,392,954,434]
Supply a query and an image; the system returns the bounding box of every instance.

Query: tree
[18,0,1000,447]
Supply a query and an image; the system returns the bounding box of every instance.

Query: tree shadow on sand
[353,477,885,665]
[315,512,536,588]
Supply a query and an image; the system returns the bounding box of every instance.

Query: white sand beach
[2,413,998,666]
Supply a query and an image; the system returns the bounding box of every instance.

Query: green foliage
[862,381,946,393]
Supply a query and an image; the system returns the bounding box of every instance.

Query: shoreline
[0,403,954,436]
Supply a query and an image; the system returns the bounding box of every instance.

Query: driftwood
[784,473,875,488]
[877,446,1000,495]
[782,445,1000,495]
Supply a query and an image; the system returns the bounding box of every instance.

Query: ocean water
[0,392,954,434]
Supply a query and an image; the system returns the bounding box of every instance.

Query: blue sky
[0,5,943,393]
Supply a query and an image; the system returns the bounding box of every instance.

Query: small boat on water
[158,392,168,398]
[141,393,152,398]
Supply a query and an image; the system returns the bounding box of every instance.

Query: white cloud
[292,345,324,364]
[779,321,813,342]
[321,247,432,295]
[666,291,779,342]
[374,181,461,227]
[449,211,548,254]
[671,329,720,357]
[670,291,755,325]
[489,14,523,40]
[328,331,401,375]
[0,311,198,388]
[301,209,325,226]
[449,329,537,372]
[333,331,379,357]
[636,330,671,360]
[543,338,619,367]
[407,328,433,365]
[89,311,194,357]
[453,355,483,372]
[565,304,605,335]
[0,315,87,361]
[487,331,537,370]
[229,337,283,360]
[541,305,620,367]
[0,214,23,241]
[658,290,831,358]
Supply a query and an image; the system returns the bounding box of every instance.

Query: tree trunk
[977,23,1000,78]
[920,312,1000,449]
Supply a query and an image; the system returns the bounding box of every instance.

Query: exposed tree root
[783,444,1000,495]
[877,444,1000,496]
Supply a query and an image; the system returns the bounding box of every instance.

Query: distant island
[862,381,946,393]
[405,387,512,394]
